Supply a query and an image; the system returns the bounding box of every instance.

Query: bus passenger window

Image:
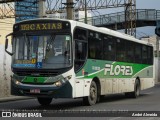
[89,45,96,58]
[142,45,148,64]
[74,28,87,72]
[88,31,103,59]
[75,42,87,60]
[148,46,153,65]
[74,28,87,40]
[126,41,134,63]
[116,38,126,62]
[103,35,116,61]
[134,44,142,63]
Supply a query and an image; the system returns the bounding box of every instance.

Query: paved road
[0,84,160,119]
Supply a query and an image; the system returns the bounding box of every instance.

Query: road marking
[109,117,122,120]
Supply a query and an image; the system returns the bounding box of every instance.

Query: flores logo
[104,64,133,76]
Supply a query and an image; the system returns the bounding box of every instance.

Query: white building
[141,35,157,50]
[46,10,92,24]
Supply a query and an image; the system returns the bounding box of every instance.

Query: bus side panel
[75,78,84,97]
[83,79,91,96]
[118,79,127,93]
[112,78,119,93]
[128,79,135,92]
[74,78,91,97]
[134,66,154,90]
[104,79,113,94]
[100,79,105,95]
[101,78,135,95]
[140,78,154,90]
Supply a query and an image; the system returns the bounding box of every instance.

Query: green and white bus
[5,18,154,106]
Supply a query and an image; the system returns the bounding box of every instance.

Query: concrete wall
[0,18,14,97]
[0,45,12,97]
[155,57,160,84]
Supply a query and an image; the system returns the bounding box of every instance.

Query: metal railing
[78,9,160,26]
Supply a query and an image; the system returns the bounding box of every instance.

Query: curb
[0,96,34,103]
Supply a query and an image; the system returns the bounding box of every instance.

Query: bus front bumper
[11,79,73,98]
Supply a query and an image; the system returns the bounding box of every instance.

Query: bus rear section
[72,24,154,105]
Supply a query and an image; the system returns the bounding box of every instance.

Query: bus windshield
[12,34,72,69]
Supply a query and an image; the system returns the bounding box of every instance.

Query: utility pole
[124,0,136,37]
[39,0,46,18]
[84,0,87,24]
[66,0,74,20]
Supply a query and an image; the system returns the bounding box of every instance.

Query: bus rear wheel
[125,80,140,98]
[131,80,140,98]
[37,97,52,106]
[83,81,97,106]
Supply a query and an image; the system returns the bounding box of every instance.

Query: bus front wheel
[37,97,52,106]
[83,81,97,106]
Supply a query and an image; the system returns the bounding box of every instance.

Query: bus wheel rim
[90,85,97,101]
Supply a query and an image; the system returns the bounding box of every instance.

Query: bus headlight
[55,81,62,87]
[15,80,21,85]
[12,77,20,85]
[54,75,72,87]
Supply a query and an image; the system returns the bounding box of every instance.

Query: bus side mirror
[5,38,8,50]
[5,34,13,56]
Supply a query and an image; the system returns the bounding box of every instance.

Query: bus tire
[125,80,140,98]
[83,81,97,106]
[37,97,52,106]
[125,92,131,98]
[130,79,140,98]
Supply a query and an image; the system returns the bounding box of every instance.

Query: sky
[95,0,160,38]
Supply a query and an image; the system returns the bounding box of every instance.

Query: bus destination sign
[13,20,70,32]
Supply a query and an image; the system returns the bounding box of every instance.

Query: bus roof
[75,21,153,46]
[15,18,153,46]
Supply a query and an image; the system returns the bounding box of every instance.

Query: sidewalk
[0,96,33,103]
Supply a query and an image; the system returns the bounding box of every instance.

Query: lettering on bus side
[104,64,133,76]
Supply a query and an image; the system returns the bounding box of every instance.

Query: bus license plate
[30,89,40,93]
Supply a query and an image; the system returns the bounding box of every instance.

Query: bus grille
[15,71,59,76]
